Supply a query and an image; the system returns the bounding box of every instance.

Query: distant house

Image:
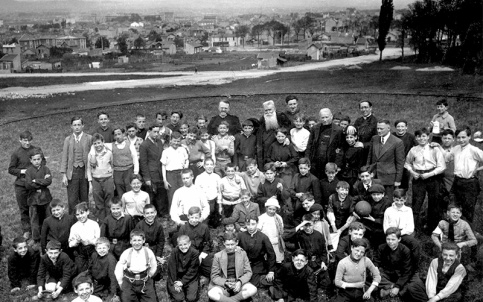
[1,43,21,54]
[256,52,286,69]
[23,60,55,71]
[36,45,51,59]
[0,53,21,73]
[161,42,177,55]
[210,34,241,47]
[184,42,203,55]
[22,48,36,58]
[307,43,325,60]
[118,56,129,64]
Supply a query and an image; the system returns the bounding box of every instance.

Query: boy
[41,199,76,253]
[161,131,189,208]
[374,227,428,302]
[114,230,158,302]
[184,127,210,178]
[441,129,455,195]
[195,157,222,228]
[256,163,290,214]
[207,232,257,302]
[392,119,417,190]
[430,99,456,144]
[270,249,317,302]
[112,127,139,197]
[95,112,114,143]
[290,114,310,157]
[219,163,247,217]
[126,123,144,159]
[404,127,446,233]
[238,158,265,197]
[289,157,322,210]
[335,222,367,263]
[234,119,257,171]
[87,133,114,220]
[334,238,381,302]
[339,116,351,132]
[426,242,467,302]
[327,181,355,234]
[9,130,46,238]
[69,202,100,272]
[71,274,103,302]
[352,165,382,203]
[134,204,166,280]
[170,169,210,226]
[25,148,52,244]
[101,198,134,259]
[320,162,340,207]
[135,113,147,139]
[212,121,235,177]
[307,116,317,129]
[222,189,260,231]
[167,235,200,302]
[86,237,118,301]
[37,240,76,300]
[8,237,40,293]
[215,222,238,252]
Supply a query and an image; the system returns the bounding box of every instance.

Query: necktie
[381,137,385,145]
[448,221,455,241]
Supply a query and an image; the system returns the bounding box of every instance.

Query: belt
[222,195,240,202]
[124,270,149,282]
[414,168,435,174]
[167,169,182,173]
[455,176,476,180]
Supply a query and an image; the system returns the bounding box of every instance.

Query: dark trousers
[383,185,395,204]
[167,280,199,302]
[121,277,156,302]
[453,177,480,223]
[73,244,95,273]
[411,174,443,232]
[30,203,50,241]
[208,198,221,228]
[113,167,133,198]
[401,234,421,273]
[67,166,89,214]
[14,185,31,232]
[91,176,115,221]
[166,170,183,209]
[379,271,428,302]
[335,288,374,302]
[189,161,204,179]
[146,181,168,217]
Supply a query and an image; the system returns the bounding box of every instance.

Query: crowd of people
[6,95,483,302]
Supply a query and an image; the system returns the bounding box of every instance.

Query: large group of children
[6,96,483,302]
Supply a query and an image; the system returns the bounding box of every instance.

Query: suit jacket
[139,138,164,183]
[353,178,383,202]
[256,112,292,170]
[366,134,405,185]
[60,132,93,180]
[209,247,253,288]
[306,123,344,169]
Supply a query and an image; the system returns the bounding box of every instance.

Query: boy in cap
[71,273,103,302]
[234,119,257,171]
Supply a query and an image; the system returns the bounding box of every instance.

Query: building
[1,43,21,54]
[210,34,241,47]
[184,42,203,55]
[256,52,286,69]
[0,53,21,73]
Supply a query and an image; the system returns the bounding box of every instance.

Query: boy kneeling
[8,237,40,294]
[167,235,200,302]
[114,230,157,302]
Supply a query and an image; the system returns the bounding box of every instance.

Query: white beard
[264,113,279,131]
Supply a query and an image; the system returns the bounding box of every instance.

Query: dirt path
[0,48,409,98]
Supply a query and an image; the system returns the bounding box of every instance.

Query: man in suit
[353,101,378,144]
[139,124,168,217]
[207,100,243,136]
[208,232,257,302]
[305,108,345,179]
[256,100,292,170]
[366,119,405,202]
[60,116,93,214]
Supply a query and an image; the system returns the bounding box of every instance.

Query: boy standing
[112,127,139,197]
[289,157,322,209]
[256,163,289,213]
[320,162,340,207]
[8,237,40,293]
[234,119,257,171]
[95,112,114,143]
[60,116,93,214]
[238,159,265,197]
[195,157,222,228]
[219,163,247,217]
[184,128,210,178]
[167,235,200,302]
[212,121,235,177]
[126,123,144,159]
[135,114,148,139]
[9,130,45,238]
[25,148,52,244]
[115,230,158,302]
[101,198,134,259]
[430,99,456,144]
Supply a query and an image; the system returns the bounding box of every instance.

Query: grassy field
[1,59,483,302]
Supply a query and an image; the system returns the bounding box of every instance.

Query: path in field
[0,48,409,98]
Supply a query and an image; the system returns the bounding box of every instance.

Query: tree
[369,15,379,40]
[117,36,128,55]
[235,25,250,47]
[8,37,18,44]
[133,36,146,49]
[174,36,184,48]
[148,30,162,42]
[377,0,394,61]
[251,24,264,47]
[95,36,110,49]
[82,32,92,48]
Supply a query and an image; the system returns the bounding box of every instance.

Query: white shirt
[69,219,100,246]
[72,296,103,302]
[115,247,157,285]
[122,190,150,217]
[290,128,310,152]
[383,203,414,236]
[448,144,483,178]
[195,171,221,201]
[160,146,188,171]
[170,185,210,224]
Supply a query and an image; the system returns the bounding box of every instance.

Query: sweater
[335,256,381,289]
[37,252,76,289]
[8,247,40,288]
[167,246,200,285]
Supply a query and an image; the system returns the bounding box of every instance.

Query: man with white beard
[256,100,292,170]
[306,108,345,179]
[207,99,242,136]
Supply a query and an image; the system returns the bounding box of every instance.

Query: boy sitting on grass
[41,199,76,254]
[335,222,368,263]
[222,189,260,232]
[71,273,103,302]
[87,237,119,301]
[167,235,200,302]
[8,237,39,294]
[37,240,76,300]
[327,181,355,235]
[334,238,381,302]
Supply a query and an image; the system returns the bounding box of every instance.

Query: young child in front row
[101,197,134,259]
[121,174,150,225]
[37,240,76,300]
[25,148,52,244]
[334,238,381,302]
[41,199,76,254]
[114,230,158,302]
[69,202,100,273]
[8,237,40,293]
[71,273,102,302]
[167,235,200,302]
[222,189,260,232]
[87,237,119,301]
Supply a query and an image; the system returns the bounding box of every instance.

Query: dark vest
[436,257,461,294]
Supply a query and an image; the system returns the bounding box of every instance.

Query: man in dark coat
[207,100,242,136]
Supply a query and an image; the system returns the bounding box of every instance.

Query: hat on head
[473,131,483,143]
[309,203,323,213]
[242,119,254,127]
[46,240,61,250]
[265,197,280,209]
[368,184,385,194]
[72,271,93,289]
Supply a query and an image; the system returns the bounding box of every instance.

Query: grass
[1,59,483,301]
